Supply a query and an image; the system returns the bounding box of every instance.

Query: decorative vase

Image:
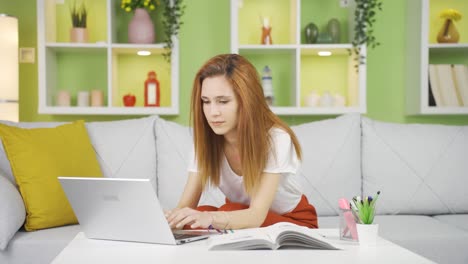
[356,223,379,246]
[70,27,88,43]
[128,8,155,44]
[304,23,319,44]
[327,18,341,43]
[437,19,460,43]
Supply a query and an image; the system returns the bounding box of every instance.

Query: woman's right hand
[165,207,213,229]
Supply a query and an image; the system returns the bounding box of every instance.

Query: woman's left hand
[165,207,213,229]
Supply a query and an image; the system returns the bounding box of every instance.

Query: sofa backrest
[361,117,468,215]
[292,113,362,216]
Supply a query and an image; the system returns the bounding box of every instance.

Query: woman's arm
[168,172,281,230]
[165,172,203,229]
[176,171,203,209]
[220,172,281,229]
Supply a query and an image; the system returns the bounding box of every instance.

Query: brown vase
[437,19,460,43]
[70,27,88,43]
[128,8,155,44]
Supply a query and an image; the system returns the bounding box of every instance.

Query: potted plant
[160,0,185,61]
[350,191,381,246]
[121,0,185,61]
[70,2,88,43]
[351,0,383,69]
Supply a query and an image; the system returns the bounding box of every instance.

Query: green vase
[304,23,319,44]
[327,18,341,43]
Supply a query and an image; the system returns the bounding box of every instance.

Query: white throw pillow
[154,118,225,210]
[86,116,158,190]
[292,114,362,217]
[0,175,26,250]
[362,117,468,215]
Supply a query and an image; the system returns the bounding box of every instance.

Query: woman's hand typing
[165,208,213,229]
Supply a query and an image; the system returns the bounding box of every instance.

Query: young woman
[165,54,318,230]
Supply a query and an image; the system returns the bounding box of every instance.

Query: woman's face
[201,75,239,138]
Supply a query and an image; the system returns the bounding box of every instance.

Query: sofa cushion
[0,225,81,264]
[433,214,468,232]
[0,175,25,250]
[362,117,468,215]
[86,116,158,189]
[291,114,362,216]
[0,121,103,231]
[374,215,468,264]
[154,117,225,210]
[0,120,63,185]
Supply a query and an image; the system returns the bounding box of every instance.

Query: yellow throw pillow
[0,120,102,231]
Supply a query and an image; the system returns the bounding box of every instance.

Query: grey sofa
[0,114,467,264]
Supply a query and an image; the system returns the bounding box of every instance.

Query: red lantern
[144,71,160,107]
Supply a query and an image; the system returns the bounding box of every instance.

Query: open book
[208,222,342,250]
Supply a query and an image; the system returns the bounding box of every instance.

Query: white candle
[91,90,103,107]
[56,90,71,106]
[77,91,90,107]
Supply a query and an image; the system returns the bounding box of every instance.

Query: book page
[208,228,275,250]
[264,222,340,249]
[208,223,341,250]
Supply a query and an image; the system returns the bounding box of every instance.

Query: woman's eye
[219,100,229,104]
[202,100,210,104]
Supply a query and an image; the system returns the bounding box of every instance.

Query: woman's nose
[210,104,221,115]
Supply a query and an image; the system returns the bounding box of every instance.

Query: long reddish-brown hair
[190,54,301,195]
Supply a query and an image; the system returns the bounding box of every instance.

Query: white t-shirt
[188,128,302,214]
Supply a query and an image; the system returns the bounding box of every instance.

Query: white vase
[356,223,379,246]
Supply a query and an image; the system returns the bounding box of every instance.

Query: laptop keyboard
[173,233,201,240]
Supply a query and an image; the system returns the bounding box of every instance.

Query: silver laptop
[58,177,213,245]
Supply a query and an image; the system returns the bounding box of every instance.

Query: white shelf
[37,0,179,115]
[428,43,468,49]
[406,0,468,115]
[38,106,179,115]
[230,0,366,115]
[419,106,468,115]
[271,106,365,115]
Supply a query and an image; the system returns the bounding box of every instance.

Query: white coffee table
[52,229,435,264]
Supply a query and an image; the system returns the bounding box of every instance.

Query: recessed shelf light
[137,50,151,56]
[318,51,332,56]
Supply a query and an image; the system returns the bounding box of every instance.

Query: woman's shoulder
[269,127,292,144]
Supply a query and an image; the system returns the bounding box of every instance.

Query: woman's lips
[211,121,224,127]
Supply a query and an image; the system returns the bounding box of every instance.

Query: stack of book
[428,64,468,107]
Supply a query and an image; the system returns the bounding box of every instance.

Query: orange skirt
[196,195,318,228]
